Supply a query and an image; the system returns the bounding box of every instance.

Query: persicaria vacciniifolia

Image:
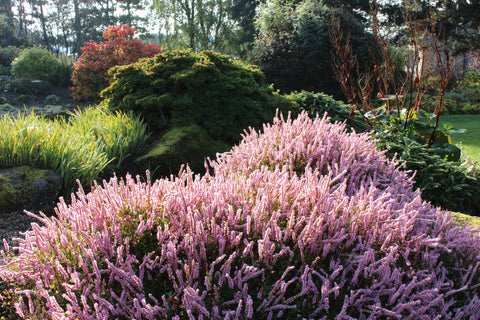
[1,111,479,319]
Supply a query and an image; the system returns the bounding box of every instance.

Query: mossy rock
[0,103,17,116]
[135,124,230,178]
[35,105,69,119]
[44,94,62,105]
[12,94,34,105]
[0,166,62,211]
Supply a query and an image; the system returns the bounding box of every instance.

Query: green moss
[135,124,230,178]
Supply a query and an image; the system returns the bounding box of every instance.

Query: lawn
[440,114,480,224]
[441,114,480,164]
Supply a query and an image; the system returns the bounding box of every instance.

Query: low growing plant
[1,111,480,319]
[377,131,480,215]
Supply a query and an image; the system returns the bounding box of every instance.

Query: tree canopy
[253,0,378,97]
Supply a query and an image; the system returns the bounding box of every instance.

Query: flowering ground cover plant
[1,111,480,319]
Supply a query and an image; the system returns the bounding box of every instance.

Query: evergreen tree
[254,0,377,97]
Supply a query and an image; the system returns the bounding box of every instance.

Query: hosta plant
[1,111,480,319]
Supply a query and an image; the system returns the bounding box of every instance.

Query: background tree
[379,0,480,56]
[253,0,377,97]
[0,0,28,46]
[229,0,266,60]
[118,0,148,31]
[152,0,239,53]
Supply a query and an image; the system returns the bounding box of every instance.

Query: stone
[0,166,62,211]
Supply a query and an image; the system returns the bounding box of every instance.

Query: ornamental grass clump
[0,107,147,192]
[1,111,480,319]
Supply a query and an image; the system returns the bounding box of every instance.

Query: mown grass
[452,212,480,228]
[441,114,480,164]
[441,114,480,222]
[0,106,148,192]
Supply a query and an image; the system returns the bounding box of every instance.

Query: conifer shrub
[377,132,480,216]
[1,111,480,319]
[285,90,369,132]
[101,49,297,144]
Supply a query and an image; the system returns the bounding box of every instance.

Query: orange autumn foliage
[71,25,162,101]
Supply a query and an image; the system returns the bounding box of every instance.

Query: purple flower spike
[1,111,480,319]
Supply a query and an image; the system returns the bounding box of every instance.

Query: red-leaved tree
[71,25,162,101]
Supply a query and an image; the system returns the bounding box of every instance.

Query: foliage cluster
[0,46,21,75]
[420,69,480,115]
[366,107,463,161]
[377,132,480,216]
[71,25,163,101]
[285,90,369,133]
[1,111,480,318]
[0,107,147,192]
[6,47,74,88]
[11,47,59,82]
[101,49,297,144]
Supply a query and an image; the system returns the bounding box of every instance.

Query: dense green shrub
[52,55,75,87]
[285,90,370,132]
[11,47,58,81]
[377,132,480,215]
[422,71,480,114]
[0,46,21,75]
[101,49,298,144]
[458,70,480,90]
[428,89,480,114]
